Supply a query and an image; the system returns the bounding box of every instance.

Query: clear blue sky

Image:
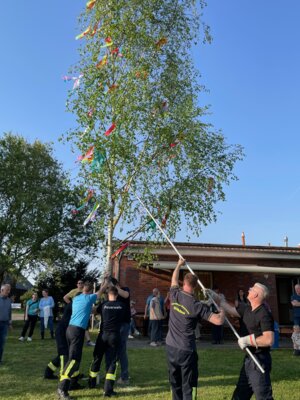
[1,1,300,247]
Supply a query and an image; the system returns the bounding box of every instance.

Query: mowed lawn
[1,321,300,400]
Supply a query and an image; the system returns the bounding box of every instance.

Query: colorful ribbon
[91,151,105,172]
[62,75,83,90]
[100,37,113,48]
[86,0,96,10]
[83,203,100,226]
[77,145,94,162]
[111,242,129,259]
[104,123,116,136]
[96,55,108,68]
[76,27,91,40]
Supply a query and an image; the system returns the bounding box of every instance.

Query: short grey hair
[254,283,269,299]
[1,283,11,291]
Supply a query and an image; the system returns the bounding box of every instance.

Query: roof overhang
[153,261,300,275]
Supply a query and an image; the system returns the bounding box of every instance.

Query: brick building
[112,241,300,332]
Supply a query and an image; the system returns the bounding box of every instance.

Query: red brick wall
[114,255,279,321]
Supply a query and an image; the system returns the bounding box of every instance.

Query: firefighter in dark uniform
[217,282,274,400]
[166,258,225,400]
[88,284,125,397]
[44,301,72,379]
[44,295,83,389]
[57,281,106,400]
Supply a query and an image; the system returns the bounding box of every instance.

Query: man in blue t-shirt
[57,281,108,400]
[291,284,300,325]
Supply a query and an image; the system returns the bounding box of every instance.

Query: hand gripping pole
[134,193,265,374]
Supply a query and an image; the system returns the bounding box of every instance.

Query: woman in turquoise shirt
[18,293,39,341]
[39,289,55,339]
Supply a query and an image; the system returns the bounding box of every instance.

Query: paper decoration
[104,123,116,136]
[62,75,83,90]
[77,145,94,162]
[111,242,129,259]
[72,189,95,214]
[96,55,108,68]
[101,37,113,48]
[86,0,96,10]
[155,37,168,48]
[76,23,98,40]
[83,203,100,226]
[147,220,156,230]
[91,151,105,172]
[76,27,91,40]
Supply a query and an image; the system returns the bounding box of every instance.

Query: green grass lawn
[1,321,299,399]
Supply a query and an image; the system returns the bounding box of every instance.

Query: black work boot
[70,378,84,390]
[88,376,97,388]
[44,366,57,379]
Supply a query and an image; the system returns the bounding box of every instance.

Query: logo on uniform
[171,302,190,315]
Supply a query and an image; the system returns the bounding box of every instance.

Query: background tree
[0,133,97,283]
[63,0,243,270]
[34,259,100,309]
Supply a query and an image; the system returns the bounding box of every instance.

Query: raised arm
[171,258,186,287]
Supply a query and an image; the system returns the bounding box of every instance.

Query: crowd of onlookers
[1,281,300,368]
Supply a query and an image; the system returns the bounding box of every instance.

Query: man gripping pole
[166,258,225,400]
[133,192,265,374]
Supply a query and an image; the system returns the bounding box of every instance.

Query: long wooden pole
[134,192,265,374]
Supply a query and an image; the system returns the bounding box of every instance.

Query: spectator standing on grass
[144,288,165,338]
[291,325,300,356]
[291,284,300,325]
[128,300,140,338]
[166,259,224,400]
[18,292,39,342]
[234,288,249,336]
[63,279,95,347]
[39,289,55,339]
[149,289,165,346]
[0,284,12,364]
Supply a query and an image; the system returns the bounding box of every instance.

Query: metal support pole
[134,192,265,374]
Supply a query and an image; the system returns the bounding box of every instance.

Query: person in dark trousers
[45,298,83,389]
[291,284,300,325]
[19,292,39,342]
[166,259,225,400]
[57,281,105,400]
[0,284,12,364]
[218,282,274,400]
[105,278,130,385]
[88,285,125,397]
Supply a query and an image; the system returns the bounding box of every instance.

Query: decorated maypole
[63,0,243,272]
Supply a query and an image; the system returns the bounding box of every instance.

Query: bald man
[219,283,274,400]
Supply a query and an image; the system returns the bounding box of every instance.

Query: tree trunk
[106,220,113,274]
